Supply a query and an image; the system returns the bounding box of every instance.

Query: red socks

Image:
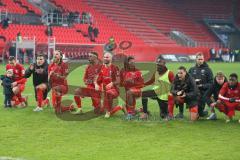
[74,96,82,108]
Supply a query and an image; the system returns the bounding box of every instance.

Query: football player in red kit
[218,73,240,123]
[6,56,28,107]
[120,56,144,119]
[72,52,102,114]
[48,50,73,113]
[95,52,122,118]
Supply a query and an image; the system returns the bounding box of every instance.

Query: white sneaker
[225,117,232,123]
[104,112,111,118]
[238,119,240,124]
[33,106,43,112]
[207,113,217,120]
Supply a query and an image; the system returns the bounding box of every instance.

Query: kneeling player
[48,50,73,113]
[205,71,227,120]
[6,56,28,107]
[140,56,174,120]
[72,51,102,114]
[218,73,240,123]
[169,66,199,121]
[25,54,50,112]
[120,56,144,119]
[95,52,123,118]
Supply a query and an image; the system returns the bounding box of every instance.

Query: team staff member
[189,52,213,117]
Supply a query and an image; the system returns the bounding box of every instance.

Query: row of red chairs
[0,0,41,15]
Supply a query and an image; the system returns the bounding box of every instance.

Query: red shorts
[76,86,101,98]
[129,88,141,97]
[217,100,240,117]
[105,88,119,98]
[189,106,198,113]
[52,85,68,96]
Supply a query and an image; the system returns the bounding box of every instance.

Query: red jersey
[219,82,240,99]
[48,61,68,87]
[97,64,120,90]
[120,69,144,89]
[6,63,26,84]
[84,63,102,86]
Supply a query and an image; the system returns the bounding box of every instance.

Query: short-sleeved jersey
[84,63,102,85]
[48,62,68,87]
[120,69,144,89]
[219,82,240,99]
[6,63,25,82]
[97,64,120,90]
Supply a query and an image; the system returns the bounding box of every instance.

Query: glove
[229,98,236,103]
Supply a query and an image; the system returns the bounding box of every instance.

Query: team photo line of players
[1,50,240,122]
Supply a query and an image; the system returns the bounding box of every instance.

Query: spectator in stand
[45,25,53,37]
[17,32,22,43]
[82,11,86,23]
[209,48,216,62]
[235,49,240,61]
[229,49,235,63]
[88,23,95,42]
[217,48,223,62]
[93,26,99,38]
[9,43,16,57]
[1,17,9,29]
[26,49,33,64]
[18,48,25,64]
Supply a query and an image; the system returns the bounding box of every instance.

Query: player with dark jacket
[1,70,14,108]
[25,54,49,112]
[189,52,213,117]
[170,66,199,121]
[205,72,227,120]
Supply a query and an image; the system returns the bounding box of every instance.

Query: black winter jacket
[171,73,199,108]
[25,62,48,86]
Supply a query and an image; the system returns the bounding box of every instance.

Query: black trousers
[198,90,208,116]
[4,94,13,107]
[198,95,206,116]
[141,90,168,117]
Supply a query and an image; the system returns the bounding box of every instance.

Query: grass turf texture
[0,62,240,160]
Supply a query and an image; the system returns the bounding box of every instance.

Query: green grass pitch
[0,62,240,160]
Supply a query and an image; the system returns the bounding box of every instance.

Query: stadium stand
[89,0,220,43]
[87,0,179,46]
[0,0,237,61]
[48,0,147,46]
[167,0,233,20]
[0,0,41,15]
